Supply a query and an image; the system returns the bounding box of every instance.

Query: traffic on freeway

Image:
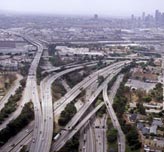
[52,62,130,151]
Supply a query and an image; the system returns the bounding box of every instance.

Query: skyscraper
[94,14,98,20]
[142,12,145,21]
[155,10,162,26]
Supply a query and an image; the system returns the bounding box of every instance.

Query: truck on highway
[53,133,61,141]
[83,146,86,152]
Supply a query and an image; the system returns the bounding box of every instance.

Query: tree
[107,128,118,143]
[143,96,152,103]
[0,102,34,147]
[59,133,79,152]
[149,83,163,102]
[48,44,57,56]
[97,104,106,117]
[20,78,26,88]
[137,103,146,115]
[126,127,141,149]
[98,75,104,85]
[58,103,77,126]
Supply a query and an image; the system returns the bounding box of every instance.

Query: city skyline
[0,0,164,17]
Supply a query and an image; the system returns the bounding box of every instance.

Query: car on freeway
[32,138,35,143]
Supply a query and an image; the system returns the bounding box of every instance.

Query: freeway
[43,61,98,74]
[80,116,106,152]
[1,64,96,152]
[52,65,127,151]
[108,74,124,104]
[9,35,45,152]
[32,66,85,152]
[0,121,34,152]
[93,115,107,152]
[79,84,97,152]
[3,31,45,152]
[43,60,113,74]
[1,61,126,152]
[0,74,23,111]
[29,77,42,152]
[0,33,48,152]
[48,39,164,46]
[27,40,44,152]
[59,63,130,131]
[84,122,95,152]
[103,74,126,152]
[82,75,123,152]
[0,39,44,132]
[53,61,130,116]
[9,133,32,152]
[52,102,105,151]
[107,56,150,61]
[79,124,87,152]
[84,75,124,152]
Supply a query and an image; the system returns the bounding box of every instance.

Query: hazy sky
[0,0,164,17]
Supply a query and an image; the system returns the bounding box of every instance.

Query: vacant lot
[0,73,17,95]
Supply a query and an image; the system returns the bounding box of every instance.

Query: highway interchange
[1,32,162,152]
[0,70,125,152]
[51,61,130,151]
[34,66,86,152]
[0,39,131,152]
